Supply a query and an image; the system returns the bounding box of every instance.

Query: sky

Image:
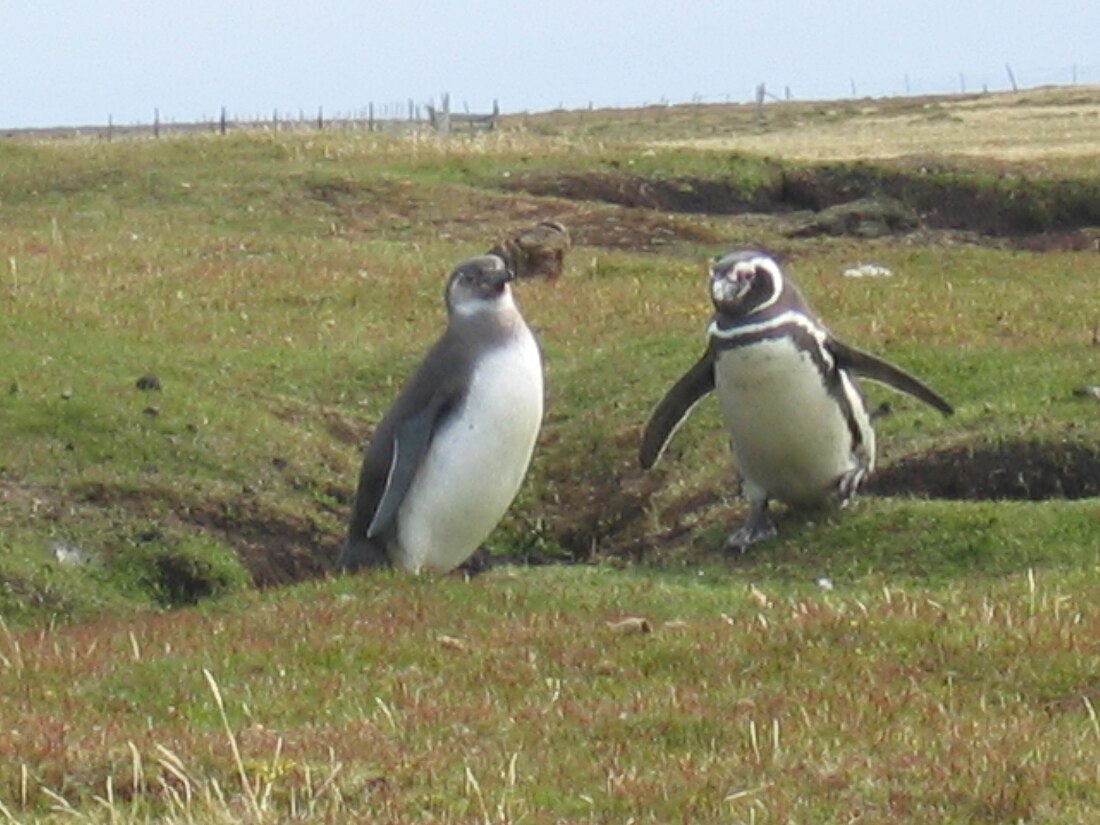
[3,1,1099,129]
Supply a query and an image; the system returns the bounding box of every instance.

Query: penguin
[340,254,544,574]
[640,250,953,551]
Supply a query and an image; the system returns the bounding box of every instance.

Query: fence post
[220,106,227,135]
[317,106,324,130]
[437,93,451,134]
[153,107,160,139]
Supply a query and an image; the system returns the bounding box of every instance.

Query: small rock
[843,263,894,278]
[592,659,618,675]
[60,388,72,400]
[51,541,90,566]
[607,617,652,634]
[1072,385,1100,401]
[136,374,162,391]
[142,405,160,417]
[437,634,471,653]
[748,585,772,609]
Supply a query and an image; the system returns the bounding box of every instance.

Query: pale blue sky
[2,1,1098,128]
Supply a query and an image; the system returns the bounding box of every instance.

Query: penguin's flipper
[829,340,954,416]
[367,395,455,538]
[640,352,716,469]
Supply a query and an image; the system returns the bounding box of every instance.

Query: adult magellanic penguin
[340,254,543,574]
[640,250,953,550]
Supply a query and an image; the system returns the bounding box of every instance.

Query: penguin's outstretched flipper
[829,339,954,416]
[640,351,716,469]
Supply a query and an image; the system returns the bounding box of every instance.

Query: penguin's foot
[723,504,777,553]
[337,538,390,573]
[835,466,869,509]
[455,546,494,578]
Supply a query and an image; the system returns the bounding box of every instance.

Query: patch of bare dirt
[186,498,338,586]
[540,469,666,563]
[0,472,56,512]
[303,173,720,253]
[75,481,338,586]
[541,438,1100,563]
[867,440,1100,500]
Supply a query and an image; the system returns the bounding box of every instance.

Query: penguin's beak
[711,263,755,303]
[490,267,516,290]
[709,266,739,304]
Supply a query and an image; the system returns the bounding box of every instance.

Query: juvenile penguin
[340,254,543,573]
[640,250,953,550]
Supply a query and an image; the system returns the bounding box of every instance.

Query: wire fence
[0,94,499,141]
[5,63,1100,141]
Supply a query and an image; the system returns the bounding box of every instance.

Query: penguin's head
[445,254,517,317]
[708,250,784,317]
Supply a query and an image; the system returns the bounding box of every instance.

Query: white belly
[392,332,543,573]
[714,340,874,506]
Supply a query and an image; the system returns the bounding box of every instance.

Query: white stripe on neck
[708,310,833,366]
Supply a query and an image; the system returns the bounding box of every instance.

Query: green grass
[2,87,1100,822]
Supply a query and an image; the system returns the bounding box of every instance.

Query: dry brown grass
[660,95,1100,160]
[512,85,1100,164]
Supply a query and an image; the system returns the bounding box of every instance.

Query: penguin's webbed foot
[723,502,777,553]
[455,546,494,578]
[835,466,869,509]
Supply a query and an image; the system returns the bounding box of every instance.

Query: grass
[5,570,1100,822]
[1,85,1099,822]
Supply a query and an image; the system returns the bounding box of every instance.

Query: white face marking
[451,286,517,319]
[710,255,785,313]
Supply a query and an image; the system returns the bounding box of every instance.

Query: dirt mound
[503,165,1100,248]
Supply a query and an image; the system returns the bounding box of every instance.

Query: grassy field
[1,87,1100,823]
